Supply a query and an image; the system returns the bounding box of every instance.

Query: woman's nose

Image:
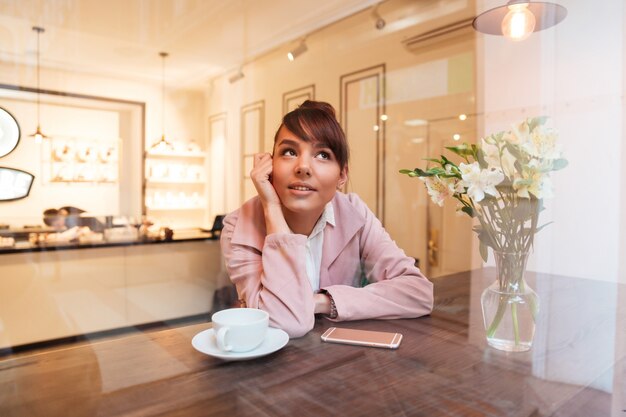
[295,159,312,176]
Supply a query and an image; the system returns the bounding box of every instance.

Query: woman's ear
[337,166,348,190]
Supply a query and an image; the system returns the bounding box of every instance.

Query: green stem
[512,303,520,346]
[486,296,507,338]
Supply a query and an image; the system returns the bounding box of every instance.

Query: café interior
[1,0,625,416]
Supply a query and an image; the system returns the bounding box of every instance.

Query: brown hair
[274,100,349,170]
[43,208,61,226]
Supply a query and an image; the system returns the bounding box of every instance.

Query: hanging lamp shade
[151,51,172,151]
[29,26,48,143]
[473,1,567,41]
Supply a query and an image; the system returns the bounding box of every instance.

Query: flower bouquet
[400,116,567,351]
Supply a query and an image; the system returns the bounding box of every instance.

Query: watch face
[0,107,20,158]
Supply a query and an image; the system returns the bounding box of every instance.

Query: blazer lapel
[320,193,365,287]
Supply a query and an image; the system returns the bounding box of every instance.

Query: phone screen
[321,327,402,349]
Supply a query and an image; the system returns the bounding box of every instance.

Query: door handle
[428,229,439,267]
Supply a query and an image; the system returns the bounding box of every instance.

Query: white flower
[480,137,516,175]
[513,160,553,199]
[523,125,561,160]
[509,120,531,145]
[459,162,505,202]
[419,175,459,206]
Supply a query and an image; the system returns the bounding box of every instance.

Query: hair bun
[299,100,336,118]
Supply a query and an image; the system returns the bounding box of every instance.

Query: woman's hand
[314,293,332,315]
[251,153,281,208]
[251,152,290,234]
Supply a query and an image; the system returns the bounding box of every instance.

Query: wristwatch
[320,289,338,319]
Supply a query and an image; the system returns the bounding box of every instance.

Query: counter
[0,234,225,350]
[0,230,218,255]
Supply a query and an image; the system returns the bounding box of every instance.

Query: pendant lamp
[29,26,48,144]
[473,1,567,42]
[151,51,172,150]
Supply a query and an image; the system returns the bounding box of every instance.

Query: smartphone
[321,327,402,349]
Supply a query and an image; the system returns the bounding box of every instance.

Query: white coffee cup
[211,308,269,353]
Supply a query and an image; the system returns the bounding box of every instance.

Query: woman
[220,100,433,337]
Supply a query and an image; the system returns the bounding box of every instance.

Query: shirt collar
[309,202,335,238]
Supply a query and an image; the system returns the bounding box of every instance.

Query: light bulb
[501,3,536,41]
[35,133,42,144]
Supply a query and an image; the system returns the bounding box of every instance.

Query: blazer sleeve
[220,211,316,338]
[323,195,434,321]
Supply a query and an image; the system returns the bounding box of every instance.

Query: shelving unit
[45,137,121,184]
[144,147,209,229]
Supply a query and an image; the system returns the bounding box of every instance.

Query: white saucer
[192,327,289,361]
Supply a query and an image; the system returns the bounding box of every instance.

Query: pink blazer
[220,192,434,337]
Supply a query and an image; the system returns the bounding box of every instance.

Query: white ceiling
[0,0,381,89]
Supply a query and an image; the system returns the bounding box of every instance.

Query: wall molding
[339,64,386,222]
[282,84,316,115]
[240,100,265,204]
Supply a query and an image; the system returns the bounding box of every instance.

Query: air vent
[403,18,474,53]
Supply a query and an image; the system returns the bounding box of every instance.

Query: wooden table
[1,269,625,416]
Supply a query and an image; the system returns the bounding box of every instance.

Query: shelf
[146,179,205,185]
[146,151,206,159]
[50,179,117,184]
[146,206,206,211]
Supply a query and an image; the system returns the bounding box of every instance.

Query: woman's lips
[288,183,316,191]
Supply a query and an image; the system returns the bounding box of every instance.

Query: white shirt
[300,203,335,292]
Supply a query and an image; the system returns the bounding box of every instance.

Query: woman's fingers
[253,152,271,168]
[251,153,272,181]
[250,153,280,206]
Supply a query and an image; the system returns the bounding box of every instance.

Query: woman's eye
[317,151,331,160]
[281,149,296,156]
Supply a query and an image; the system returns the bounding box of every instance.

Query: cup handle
[215,327,232,352]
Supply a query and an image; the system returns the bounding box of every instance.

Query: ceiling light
[287,39,307,61]
[380,114,388,121]
[459,114,467,121]
[473,1,567,42]
[453,134,461,141]
[229,67,245,83]
[404,118,428,127]
[373,125,380,132]
[151,52,172,151]
[29,26,48,144]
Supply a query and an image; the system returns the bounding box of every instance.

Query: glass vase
[480,251,539,352]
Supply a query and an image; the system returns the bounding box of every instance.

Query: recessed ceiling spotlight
[287,39,308,61]
[228,67,245,83]
[453,134,461,141]
[372,5,386,30]
[459,114,467,121]
[380,114,388,121]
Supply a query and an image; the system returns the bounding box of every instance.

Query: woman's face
[272,125,347,217]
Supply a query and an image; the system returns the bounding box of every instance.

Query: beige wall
[204,0,476,267]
